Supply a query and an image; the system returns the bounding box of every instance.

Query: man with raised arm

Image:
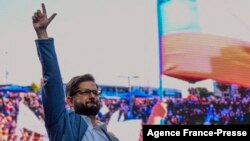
[32,3,119,141]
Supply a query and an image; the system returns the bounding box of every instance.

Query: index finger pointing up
[42,3,47,15]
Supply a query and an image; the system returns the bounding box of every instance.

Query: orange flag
[162,32,250,87]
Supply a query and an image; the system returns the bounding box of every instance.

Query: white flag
[16,103,47,135]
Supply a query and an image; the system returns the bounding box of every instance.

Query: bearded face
[73,97,101,116]
[71,81,101,116]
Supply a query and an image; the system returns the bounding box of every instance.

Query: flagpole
[157,0,164,99]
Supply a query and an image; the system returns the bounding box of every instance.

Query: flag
[16,103,47,137]
[158,0,250,87]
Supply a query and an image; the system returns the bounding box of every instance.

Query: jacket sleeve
[35,38,66,128]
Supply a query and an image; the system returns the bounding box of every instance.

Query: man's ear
[66,96,73,107]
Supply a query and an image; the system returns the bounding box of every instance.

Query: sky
[1,0,250,97]
[0,0,159,87]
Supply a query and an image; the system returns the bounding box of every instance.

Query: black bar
[143,125,250,140]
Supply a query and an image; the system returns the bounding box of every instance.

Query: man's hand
[32,3,57,39]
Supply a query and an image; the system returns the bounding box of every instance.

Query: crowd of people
[0,84,249,140]
[97,98,155,124]
[164,94,250,125]
[0,91,44,141]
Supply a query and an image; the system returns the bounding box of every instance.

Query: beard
[73,99,101,116]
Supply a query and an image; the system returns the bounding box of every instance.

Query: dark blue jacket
[36,38,117,141]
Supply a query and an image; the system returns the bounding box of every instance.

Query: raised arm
[33,3,65,128]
